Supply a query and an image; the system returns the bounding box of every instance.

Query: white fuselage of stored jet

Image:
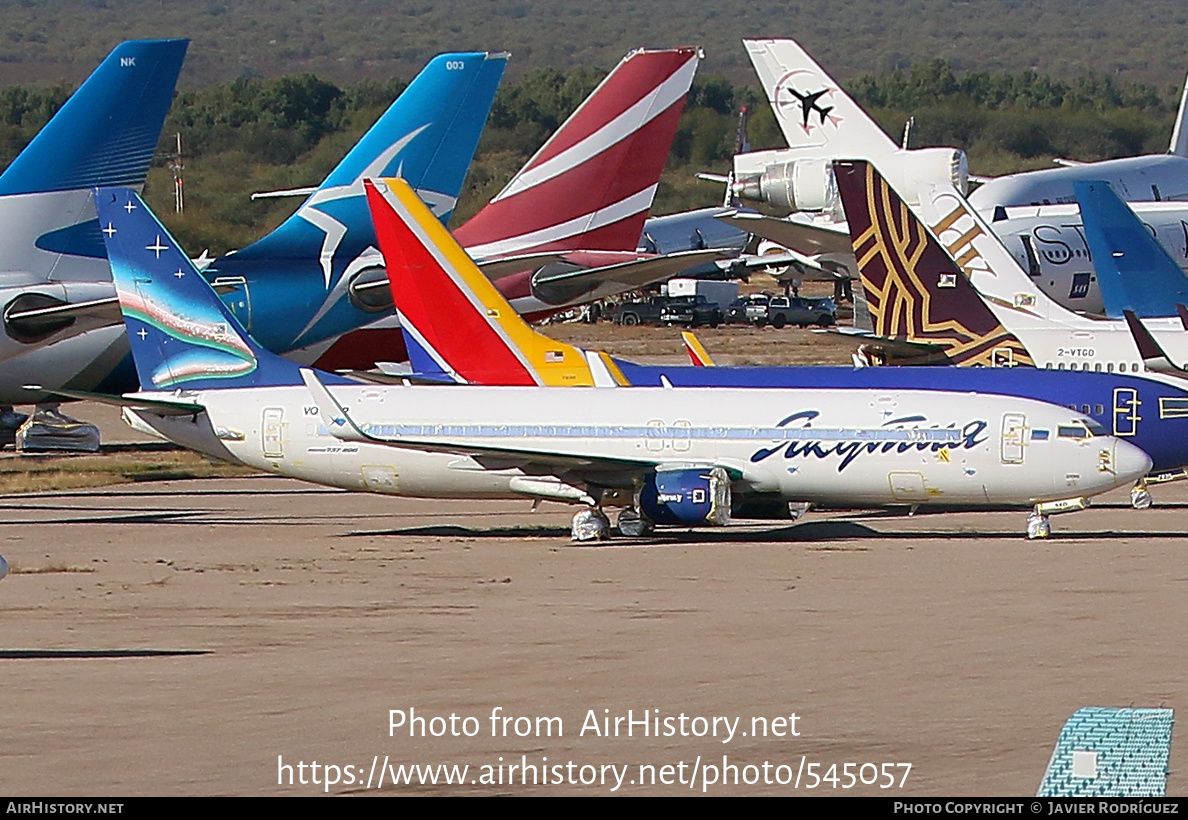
[987,199,1188,316]
[125,382,1148,510]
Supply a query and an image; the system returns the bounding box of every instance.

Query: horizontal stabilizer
[476,252,571,280]
[533,248,730,293]
[22,385,204,416]
[716,211,852,256]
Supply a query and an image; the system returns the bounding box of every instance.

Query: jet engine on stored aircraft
[733,147,969,212]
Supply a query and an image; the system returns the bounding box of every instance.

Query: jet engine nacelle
[734,148,969,211]
[735,157,837,213]
[639,466,732,527]
[896,147,970,200]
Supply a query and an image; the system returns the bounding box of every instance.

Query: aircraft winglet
[681,331,715,366]
[1037,707,1173,797]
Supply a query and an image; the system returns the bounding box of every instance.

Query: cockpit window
[1082,418,1107,436]
[1057,425,1088,439]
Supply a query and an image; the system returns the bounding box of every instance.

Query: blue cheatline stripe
[321,423,970,443]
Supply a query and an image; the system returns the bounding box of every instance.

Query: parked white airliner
[77,185,1149,539]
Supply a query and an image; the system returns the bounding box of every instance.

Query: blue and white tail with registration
[213,52,506,266]
[0,39,188,278]
[203,51,508,354]
[96,187,307,391]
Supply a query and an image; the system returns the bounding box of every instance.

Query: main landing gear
[570,506,656,541]
[570,508,611,542]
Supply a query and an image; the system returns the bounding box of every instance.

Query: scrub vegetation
[0,1,1181,252]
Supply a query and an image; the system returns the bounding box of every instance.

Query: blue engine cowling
[639,466,732,527]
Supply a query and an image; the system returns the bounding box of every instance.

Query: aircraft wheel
[1026,513,1051,540]
[1131,484,1154,510]
[571,508,611,542]
[616,507,653,537]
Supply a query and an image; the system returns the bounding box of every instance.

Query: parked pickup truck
[607,296,670,326]
[659,294,723,327]
[763,296,837,328]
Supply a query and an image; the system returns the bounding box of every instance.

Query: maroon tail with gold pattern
[834,160,1033,367]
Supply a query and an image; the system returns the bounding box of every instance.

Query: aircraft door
[646,419,665,452]
[1000,413,1026,463]
[672,419,691,452]
[262,407,285,459]
[1113,388,1140,437]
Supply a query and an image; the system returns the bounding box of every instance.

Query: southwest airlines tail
[1075,180,1188,319]
[453,47,700,260]
[0,39,187,272]
[833,160,1034,367]
[366,177,622,386]
[95,187,310,391]
[223,52,508,270]
[1037,707,1173,797]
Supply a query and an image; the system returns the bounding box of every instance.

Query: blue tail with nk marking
[0,39,187,267]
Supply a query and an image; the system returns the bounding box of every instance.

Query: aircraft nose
[1112,439,1152,484]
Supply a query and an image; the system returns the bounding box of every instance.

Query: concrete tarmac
[1,474,1185,795]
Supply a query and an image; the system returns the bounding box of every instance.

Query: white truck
[663,278,739,312]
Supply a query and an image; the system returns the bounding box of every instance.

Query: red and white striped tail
[455,47,700,261]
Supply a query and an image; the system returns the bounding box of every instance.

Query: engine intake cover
[640,466,732,527]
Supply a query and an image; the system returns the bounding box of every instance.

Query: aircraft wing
[532,248,732,293]
[716,211,853,256]
[725,250,848,281]
[302,368,654,476]
[819,328,952,362]
[475,252,571,280]
[22,385,205,416]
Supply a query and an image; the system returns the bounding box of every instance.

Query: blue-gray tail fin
[1076,180,1188,318]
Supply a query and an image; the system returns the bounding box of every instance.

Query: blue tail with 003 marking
[202,51,508,353]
